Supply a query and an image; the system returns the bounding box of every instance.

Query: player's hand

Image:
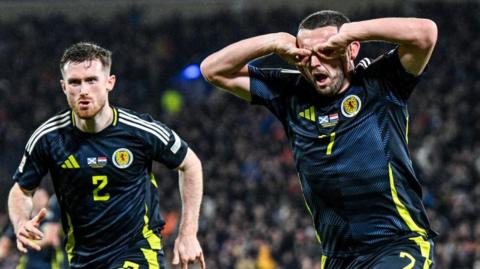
[314,33,354,74]
[273,32,311,67]
[172,234,205,269]
[15,208,47,253]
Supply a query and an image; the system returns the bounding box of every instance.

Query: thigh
[354,236,434,269]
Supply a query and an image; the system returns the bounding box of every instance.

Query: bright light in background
[181,64,201,80]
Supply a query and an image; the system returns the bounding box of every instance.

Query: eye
[68,79,81,86]
[86,77,97,84]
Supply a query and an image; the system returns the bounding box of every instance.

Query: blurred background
[0,0,479,268]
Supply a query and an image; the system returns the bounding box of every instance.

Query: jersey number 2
[92,175,110,201]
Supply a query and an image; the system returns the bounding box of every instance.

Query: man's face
[61,59,115,119]
[297,26,346,96]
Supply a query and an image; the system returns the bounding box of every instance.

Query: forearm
[8,183,33,234]
[177,151,203,236]
[201,33,284,81]
[340,18,437,49]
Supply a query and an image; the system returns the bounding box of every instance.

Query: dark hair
[60,42,112,74]
[298,10,350,31]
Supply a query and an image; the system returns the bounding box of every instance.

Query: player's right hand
[15,208,47,253]
[273,32,311,67]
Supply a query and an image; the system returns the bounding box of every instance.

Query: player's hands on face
[274,32,312,67]
[314,33,354,74]
[172,234,206,269]
[15,208,47,253]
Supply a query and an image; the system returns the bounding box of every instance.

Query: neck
[74,105,113,133]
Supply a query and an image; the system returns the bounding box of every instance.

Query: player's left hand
[172,234,205,269]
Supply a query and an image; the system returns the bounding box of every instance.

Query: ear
[107,75,116,92]
[348,41,361,61]
[60,80,67,95]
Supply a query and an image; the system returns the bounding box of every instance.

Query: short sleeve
[362,48,424,101]
[12,137,49,191]
[147,120,189,169]
[249,66,299,119]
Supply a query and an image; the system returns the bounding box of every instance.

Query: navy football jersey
[13,107,188,268]
[249,49,436,257]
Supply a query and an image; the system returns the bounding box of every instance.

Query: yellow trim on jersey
[143,204,162,250]
[388,164,427,237]
[410,236,433,269]
[150,173,158,188]
[112,107,118,126]
[297,175,321,243]
[65,213,75,265]
[320,255,327,269]
[141,248,159,269]
[68,155,80,168]
[70,111,75,127]
[326,132,336,155]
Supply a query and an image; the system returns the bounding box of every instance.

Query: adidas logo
[299,106,316,122]
[61,155,80,169]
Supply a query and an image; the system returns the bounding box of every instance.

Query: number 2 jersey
[248,49,437,257]
[13,107,189,268]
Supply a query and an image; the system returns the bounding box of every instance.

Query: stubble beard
[315,71,345,96]
[72,101,105,120]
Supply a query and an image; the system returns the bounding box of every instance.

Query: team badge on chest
[341,95,362,118]
[112,148,133,169]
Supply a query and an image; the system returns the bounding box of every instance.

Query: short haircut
[298,10,350,31]
[60,42,112,75]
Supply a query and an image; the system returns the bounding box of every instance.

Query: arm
[317,18,438,76]
[172,148,205,269]
[8,183,46,253]
[200,32,311,101]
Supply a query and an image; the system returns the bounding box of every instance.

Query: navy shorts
[109,232,165,269]
[321,236,434,269]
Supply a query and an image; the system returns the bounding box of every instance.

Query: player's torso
[44,117,158,263]
[283,80,426,256]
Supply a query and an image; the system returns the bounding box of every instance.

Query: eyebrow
[67,76,98,83]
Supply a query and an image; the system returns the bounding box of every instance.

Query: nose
[79,82,89,95]
[310,55,322,67]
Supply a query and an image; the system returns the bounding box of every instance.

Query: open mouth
[78,100,91,109]
[314,73,329,84]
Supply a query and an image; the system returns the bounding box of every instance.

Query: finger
[16,239,28,253]
[172,249,180,265]
[294,48,311,57]
[182,259,188,269]
[22,225,44,240]
[18,236,41,251]
[32,208,48,226]
[199,253,206,269]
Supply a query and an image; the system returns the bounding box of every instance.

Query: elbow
[200,58,217,83]
[200,57,229,86]
[415,19,438,50]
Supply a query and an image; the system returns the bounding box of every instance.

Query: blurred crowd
[0,2,479,269]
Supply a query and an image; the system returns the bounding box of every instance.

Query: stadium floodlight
[181,64,201,80]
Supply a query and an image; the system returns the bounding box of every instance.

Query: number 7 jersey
[13,107,189,268]
[248,49,436,258]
